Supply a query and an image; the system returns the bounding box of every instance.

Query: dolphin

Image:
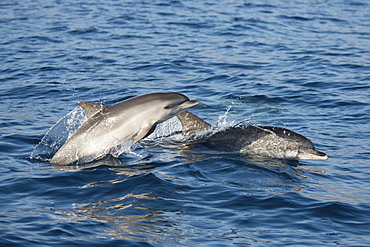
[50,93,199,165]
[176,111,328,160]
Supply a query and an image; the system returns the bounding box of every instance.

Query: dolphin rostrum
[50,93,199,165]
[176,111,328,160]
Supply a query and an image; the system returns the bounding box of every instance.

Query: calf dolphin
[50,93,199,165]
[176,112,327,160]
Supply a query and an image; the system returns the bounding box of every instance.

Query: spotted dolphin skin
[50,93,199,165]
[177,111,328,160]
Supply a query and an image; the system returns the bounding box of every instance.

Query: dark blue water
[1,0,370,246]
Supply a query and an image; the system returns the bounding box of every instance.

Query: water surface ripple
[1,0,370,246]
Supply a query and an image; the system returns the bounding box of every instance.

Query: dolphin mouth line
[180,100,199,109]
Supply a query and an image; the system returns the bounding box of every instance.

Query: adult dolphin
[176,111,328,161]
[50,93,199,165]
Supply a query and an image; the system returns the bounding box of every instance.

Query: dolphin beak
[179,100,199,110]
[297,149,328,160]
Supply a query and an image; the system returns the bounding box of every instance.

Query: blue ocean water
[1,0,370,246]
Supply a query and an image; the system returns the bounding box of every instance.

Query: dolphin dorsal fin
[177,111,212,133]
[77,101,107,119]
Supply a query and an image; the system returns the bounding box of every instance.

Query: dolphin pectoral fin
[77,101,108,119]
[177,111,212,133]
[142,124,157,140]
[132,124,157,144]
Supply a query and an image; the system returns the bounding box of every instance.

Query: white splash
[30,107,86,161]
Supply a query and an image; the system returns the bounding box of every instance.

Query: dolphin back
[260,126,315,149]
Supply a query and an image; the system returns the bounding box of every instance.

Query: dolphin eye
[164,105,171,109]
